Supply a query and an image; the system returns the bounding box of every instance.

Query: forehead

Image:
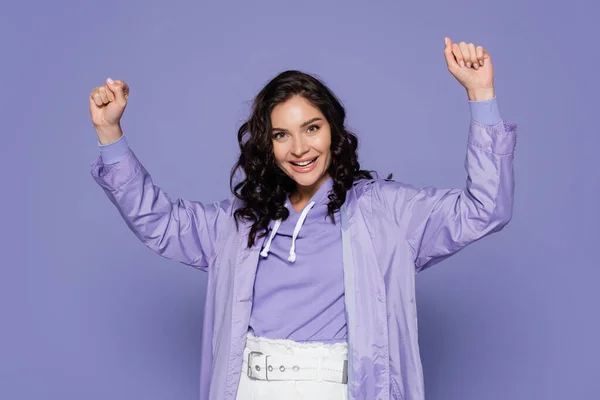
[271,96,324,125]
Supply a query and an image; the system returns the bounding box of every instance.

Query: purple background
[2,0,598,399]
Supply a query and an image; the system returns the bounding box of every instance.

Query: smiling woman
[271,99,332,211]
[89,37,518,400]
[230,70,376,248]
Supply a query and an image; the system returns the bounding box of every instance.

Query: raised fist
[89,77,130,126]
[89,78,130,144]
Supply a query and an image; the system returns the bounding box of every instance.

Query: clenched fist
[89,78,130,144]
[443,37,495,101]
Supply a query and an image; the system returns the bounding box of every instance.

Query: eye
[272,131,286,140]
[307,125,320,133]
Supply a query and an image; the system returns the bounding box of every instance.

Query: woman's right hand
[89,78,130,144]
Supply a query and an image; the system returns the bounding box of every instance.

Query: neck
[289,174,330,211]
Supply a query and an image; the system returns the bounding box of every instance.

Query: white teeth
[293,158,316,167]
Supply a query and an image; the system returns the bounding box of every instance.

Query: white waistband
[242,333,348,384]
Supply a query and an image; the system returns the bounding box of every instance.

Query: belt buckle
[247,351,263,380]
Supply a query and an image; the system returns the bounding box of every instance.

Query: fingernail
[466,62,471,68]
[460,61,465,68]
[473,63,479,70]
[444,37,448,46]
[107,77,114,84]
[479,60,484,66]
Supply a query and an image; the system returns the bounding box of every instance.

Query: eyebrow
[272,117,322,132]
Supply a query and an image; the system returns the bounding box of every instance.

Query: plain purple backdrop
[1,0,598,399]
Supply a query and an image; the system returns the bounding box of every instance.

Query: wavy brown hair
[230,70,379,248]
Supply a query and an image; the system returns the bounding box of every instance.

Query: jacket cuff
[98,134,130,164]
[468,97,502,125]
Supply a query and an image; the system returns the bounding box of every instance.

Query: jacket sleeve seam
[471,119,517,135]
[466,141,515,157]
[206,199,233,267]
[370,181,420,265]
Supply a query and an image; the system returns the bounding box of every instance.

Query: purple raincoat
[90,119,517,400]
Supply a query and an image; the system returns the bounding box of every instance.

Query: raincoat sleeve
[90,147,226,271]
[373,118,518,273]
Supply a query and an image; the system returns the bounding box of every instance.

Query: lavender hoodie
[90,102,516,399]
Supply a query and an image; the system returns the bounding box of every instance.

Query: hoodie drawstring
[260,218,282,258]
[260,201,315,263]
[287,201,315,262]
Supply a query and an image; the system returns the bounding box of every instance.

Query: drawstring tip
[260,249,268,257]
[287,253,296,263]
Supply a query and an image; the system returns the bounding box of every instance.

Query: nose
[290,135,309,158]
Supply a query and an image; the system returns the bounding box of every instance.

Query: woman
[88,37,517,400]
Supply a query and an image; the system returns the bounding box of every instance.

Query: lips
[291,157,317,167]
[289,156,318,173]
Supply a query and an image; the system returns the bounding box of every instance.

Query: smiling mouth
[290,157,318,167]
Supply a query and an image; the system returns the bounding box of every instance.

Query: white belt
[242,350,348,384]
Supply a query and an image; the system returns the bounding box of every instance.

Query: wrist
[467,87,495,101]
[95,124,123,145]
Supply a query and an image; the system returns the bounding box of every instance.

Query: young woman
[88,37,517,400]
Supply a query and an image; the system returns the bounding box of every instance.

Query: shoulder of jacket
[206,196,237,217]
[352,178,421,213]
[351,177,398,198]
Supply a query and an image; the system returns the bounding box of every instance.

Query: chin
[292,175,321,188]
[289,170,328,188]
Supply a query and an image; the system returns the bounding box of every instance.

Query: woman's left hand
[444,37,494,101]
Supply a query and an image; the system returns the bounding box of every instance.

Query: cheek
[272,143,286,165]
[317,130,332,155]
